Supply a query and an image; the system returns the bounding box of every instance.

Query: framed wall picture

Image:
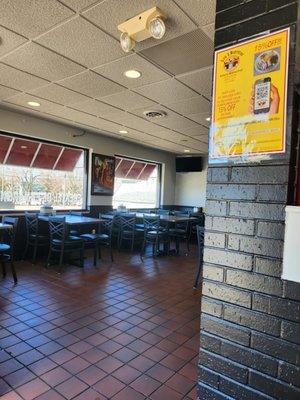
[91,153,115,196]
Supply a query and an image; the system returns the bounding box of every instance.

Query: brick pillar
[198,1,300,399]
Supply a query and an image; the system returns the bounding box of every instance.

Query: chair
[193,226,205,288]
[157,209,170,216]
[1,217,19,284]
[23,212,48,263]
[140,215,170,257]
[118,214,143,251]
[80,214,114,265]
[169,212,191,254]
[68,211,83,236]
[46,217,84,271]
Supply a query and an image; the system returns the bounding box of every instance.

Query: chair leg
[109,242,113,262]
[93,245,97,266]
[80,244,84,268]
[193,260,202,289]
[175,237,180,255]
[11,262,17,284]
[46,248,52,268]
[1,261,6,278]
[131,236,135,252]
[58,249,64,272]
[186,237,190,252]
[22,242,29,260]
[140,238,146,258]
[32,243,38,264]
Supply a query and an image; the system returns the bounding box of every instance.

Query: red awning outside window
[115,156,157,180]
[0,133,83,171]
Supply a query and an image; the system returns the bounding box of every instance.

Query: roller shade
[115,156,157,180]
[0,133,82,171]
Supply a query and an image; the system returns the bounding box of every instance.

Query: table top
[136,213,197,223]
[106,212,197,223]
[0,223,13,230]
[38,214,103,225]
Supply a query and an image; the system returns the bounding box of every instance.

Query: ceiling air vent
[143,110,167,119]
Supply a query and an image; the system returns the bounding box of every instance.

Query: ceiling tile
[173,0,216,27]
[83,0,196,50]
[141,29,213,75]
[0,63,48,91]
[28,83,90,106]
[184,125,209,137]
[60,0,105,12]
[2,42,85,81]
[0,26,27,57]
[36,16,124,68]
[0,85,21,100]
[70,99,120,116]
[59,70,124,98]
[4,93,68,116]
[188,112,210,127]
[134,78,196,104]
[153,114,201,133]
[177,66,213,99]
[0,0,74,38]
[101,90,156,111]
[93,53,170,89]
[193,134,209,144]
[57,107,103,126]
[151,129,191,142]
[165,95,210,115]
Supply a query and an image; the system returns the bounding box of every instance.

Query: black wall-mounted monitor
[176,156,203,172]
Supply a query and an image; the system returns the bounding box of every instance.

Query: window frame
[0,130,89,213]
[114,154,162,209]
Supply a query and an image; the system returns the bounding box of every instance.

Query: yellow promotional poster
[210,28,289,162]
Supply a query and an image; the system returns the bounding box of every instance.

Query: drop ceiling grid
[0,0,214,153]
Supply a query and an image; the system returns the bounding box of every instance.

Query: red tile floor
[0,246,200,400]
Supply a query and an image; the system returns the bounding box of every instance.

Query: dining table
[0,223,13,231]
[38,214,103,226]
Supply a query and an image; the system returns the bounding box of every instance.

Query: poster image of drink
[209,28,289,163]
[91,153,115,195]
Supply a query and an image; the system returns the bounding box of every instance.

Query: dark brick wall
[198,1,300,399]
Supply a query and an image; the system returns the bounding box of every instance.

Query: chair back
[69,211,83,216]
[157,209,170,216]
[196,225,205,259]
[49,217,66,242]
[143,214,160,232]
[25,212,38,236]
[99,214,114,236]
[119,214,136,233]
[2,216,19,258]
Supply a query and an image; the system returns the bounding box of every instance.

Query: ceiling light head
[149,17,166,39]
[124,69,141,79]
[27,101,40,107]
[120,32,135,53]
[119,129,128,134]
[184,149,191,153]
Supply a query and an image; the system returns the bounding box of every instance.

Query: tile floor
[0,246,200,399]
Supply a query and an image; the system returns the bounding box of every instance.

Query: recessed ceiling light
[27,101,40,107]
[124,69,142,79]
[119,129,128,134]
[184,149,190,153]
[206,117,211,121]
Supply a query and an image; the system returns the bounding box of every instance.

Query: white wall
[0,108,176,206]
[175,157,208,207]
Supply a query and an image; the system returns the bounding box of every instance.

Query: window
[0,132,88,211]
[113,156,160,209]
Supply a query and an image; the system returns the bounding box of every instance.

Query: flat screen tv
[176,156,202,172]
